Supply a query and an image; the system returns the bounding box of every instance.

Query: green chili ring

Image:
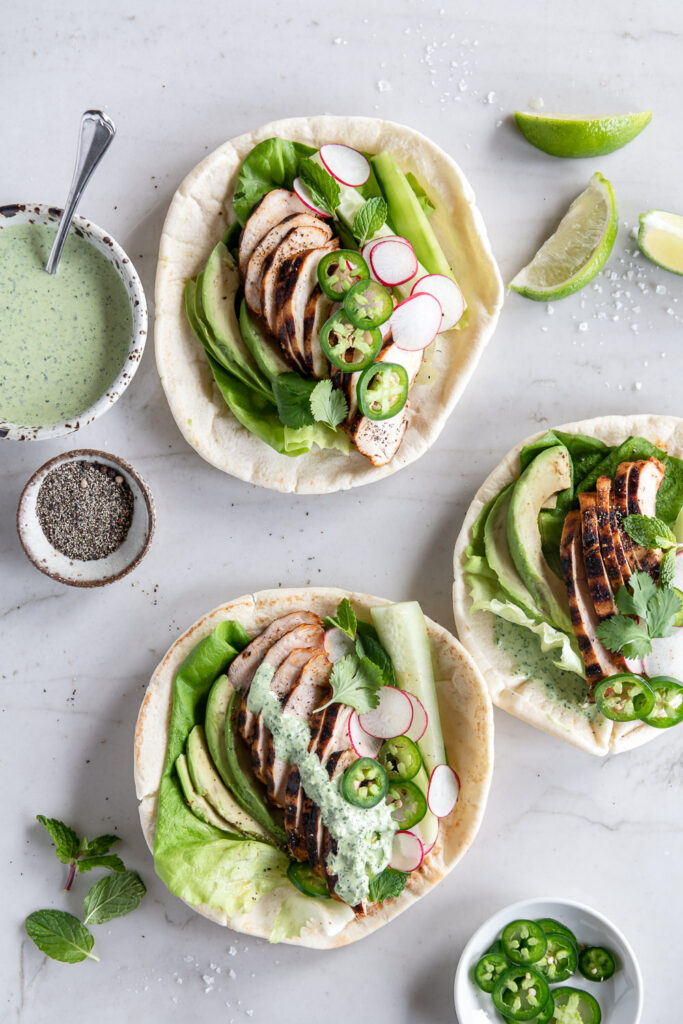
[319,310,382,372]
[385,779,427,830]
[341,757,388,809]
[594,673,655,722]
[492,966,550,1021]
[317,249,370,301]
[357,362,409,421]
[378,736,422,782]
[641,676,683,728]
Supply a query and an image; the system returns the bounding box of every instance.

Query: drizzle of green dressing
[0,223,132,425]
[247,663,395,906]
[493,617,598,720]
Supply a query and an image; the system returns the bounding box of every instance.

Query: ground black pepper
[36,460,134,561]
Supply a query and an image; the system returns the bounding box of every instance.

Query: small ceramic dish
[454,896,642,1024]
[0,203,147,441]
[17,449,155,587]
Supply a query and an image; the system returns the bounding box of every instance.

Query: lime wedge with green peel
[515,110,652,158]
[509,172,618,301]
[638,210,683,276]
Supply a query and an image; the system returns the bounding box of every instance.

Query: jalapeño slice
[474,952,510,994]
[502,920,548,966]
[641,676,683,728]
[317,249,370,301]
[535,919,578,950]
[594,673,655,722]
[492,966,550,1021]
[286,861,330,899]
[535,932,577,983]
[385,779,427,830]
[378,736,422,782]
[344,278,394,329]
[319,310,382,372]
[578,945,616,982]
[550,987,602,1023]
[341,757,388,809]
[357,362,409,421]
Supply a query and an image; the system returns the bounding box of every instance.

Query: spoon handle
[45,110,116,275]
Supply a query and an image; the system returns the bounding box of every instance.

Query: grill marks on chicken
[578,493,618,620]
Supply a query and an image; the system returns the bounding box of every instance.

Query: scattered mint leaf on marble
[37,816,123,891]
[25,910,98,963]
[83,871,146,926]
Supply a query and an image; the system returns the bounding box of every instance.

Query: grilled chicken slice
[308,749,357,874]
[595,476,627,594]
[560,511,624,687]
[627,457,667,576]
[260,224,333,335]
[578,492,618,619]
[238,189,308,278]
[317,749,358,890]
[613,462,639,573]
[303,285,334,378]
[275,242,339,374]
[244,213,327,315]
[303,704,354,865]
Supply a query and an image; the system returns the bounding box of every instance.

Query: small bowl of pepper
[17,449,155,587]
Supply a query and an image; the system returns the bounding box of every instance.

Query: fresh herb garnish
[323,597,357,638]
[623,514,678,551]
[368,868,408,904]
[299,159,341,216]
[309,379,348,430]
[272,373,316,429]
[596,571,683,658]
[406,172,435,216]
[316,653,382,714]
[355,622,396,687]
[82,871,146,926]
[37,816,123,891]
[25,910,99,964]
[352,196,388,246]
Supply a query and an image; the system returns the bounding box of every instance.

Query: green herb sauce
[0,223,132,425]
[247,663,395,906]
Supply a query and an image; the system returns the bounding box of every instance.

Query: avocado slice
[224,689,287,847]
[485,485,542,618]
[239,298,290,382]
[175,753,240,835]
[205,673,238,790]
[507,444,573,632]
[186,725,272,843]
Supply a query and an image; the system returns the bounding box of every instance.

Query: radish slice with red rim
[323,627,355,664]
[411,274,465,331]
[358,686,413,739]
[362,234,406,266]
[389,830,424,872]
[405,692,428,742]
[348,711,382,758]
[369,239,418,287]
[292,177,330,218]
[427,764,460,818]
[319,144,370,188]
[391,293,442,351]
[642,629,683,678]
[624,656,645,675]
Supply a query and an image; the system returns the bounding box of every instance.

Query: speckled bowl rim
[17,448,156,587]
[0,203,148,442]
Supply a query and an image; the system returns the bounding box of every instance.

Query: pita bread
[155,115,503,493]
[453,414,683,757]
[134,587,493,947]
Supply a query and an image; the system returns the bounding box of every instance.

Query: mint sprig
[37,816,123,891]
[368,868,408,904]
[623,514,677,550]
[298,159,341,216]
[352,196,388,246]
[323,597,357,639]
[597,570,683,658]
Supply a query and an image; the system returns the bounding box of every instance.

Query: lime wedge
[515,110,652,158]
[638,210,683,276]
[510,172,618,301]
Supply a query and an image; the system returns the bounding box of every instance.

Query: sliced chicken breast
[578,492,618,619]
[244,213,327,315]
[260,224,333,335]
[613,462,639,572]
[275,241,339,375]
[595,476,626,594]
[627,457,667,576]
[238,189,309,278]
[303,285,334,378]
[228,611,322,692]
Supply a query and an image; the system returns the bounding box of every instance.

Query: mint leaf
[352,196,388,246]
[615,572,657,621]
[272,373,316,428]
[309,379,348,430]
[81,834,120,857]
[316,654,382,715]
[406,172,435,217]
[25,910,98,963]
[83,871,146,926]
[623,514,677,550]
[368,868,408,904]
[646,586,682,639]
[596,616,651,659]
[298,160,340,215]
[77,855,125,874]
[36,816,80,865]
[323,598,357,638]
[660,550,677,589]
[355,622,396,687]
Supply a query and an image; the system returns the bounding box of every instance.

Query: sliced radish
[624,656,645,675]
[358,686,413,739]
[348,711,382,758]
[427,764,460,818]
[361,234,405,267]
[642,629,683,678]
[389,830,424,872]
[391,293,442,351]
[405,692,428,742]
[323,627,355,664]
[319,144,370,188]
[369,238,418,287]
[292,177,330,218]
[411,274,465,331]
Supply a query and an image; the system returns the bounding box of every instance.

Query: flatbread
[453,414,683,757]
[155,115,503,493]
[134,587,494,947]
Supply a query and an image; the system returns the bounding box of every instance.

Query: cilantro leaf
[596,616,651,659]
[316,654,382,715]
[25,910,98,963]
[309,379,348,430]
[77,854,125,874]
[81,834,120,857]
[83,870,146,926]
[352,196,388,246]
[272,373,316,429]
[646,586,682,639]
[623,514,677,551]
[615,572,658,620]
[36,816,79,865]
[323,598,357,638]
[298,159,341,215]
[355,622,396,687]
[367,868,408,904]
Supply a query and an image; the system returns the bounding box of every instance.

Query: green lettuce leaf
[233,138,317,226]
[270,891,354,944]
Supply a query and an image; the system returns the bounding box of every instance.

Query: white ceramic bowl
[17,449,155,587]
[0,203,147,441]
[454,896,643,1024]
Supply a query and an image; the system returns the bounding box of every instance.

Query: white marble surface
[2,1,681,1021]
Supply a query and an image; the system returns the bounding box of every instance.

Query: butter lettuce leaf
[233,138,317,226]
[270,890,354,944]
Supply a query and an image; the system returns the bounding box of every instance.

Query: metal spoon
[45,109,116,274]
